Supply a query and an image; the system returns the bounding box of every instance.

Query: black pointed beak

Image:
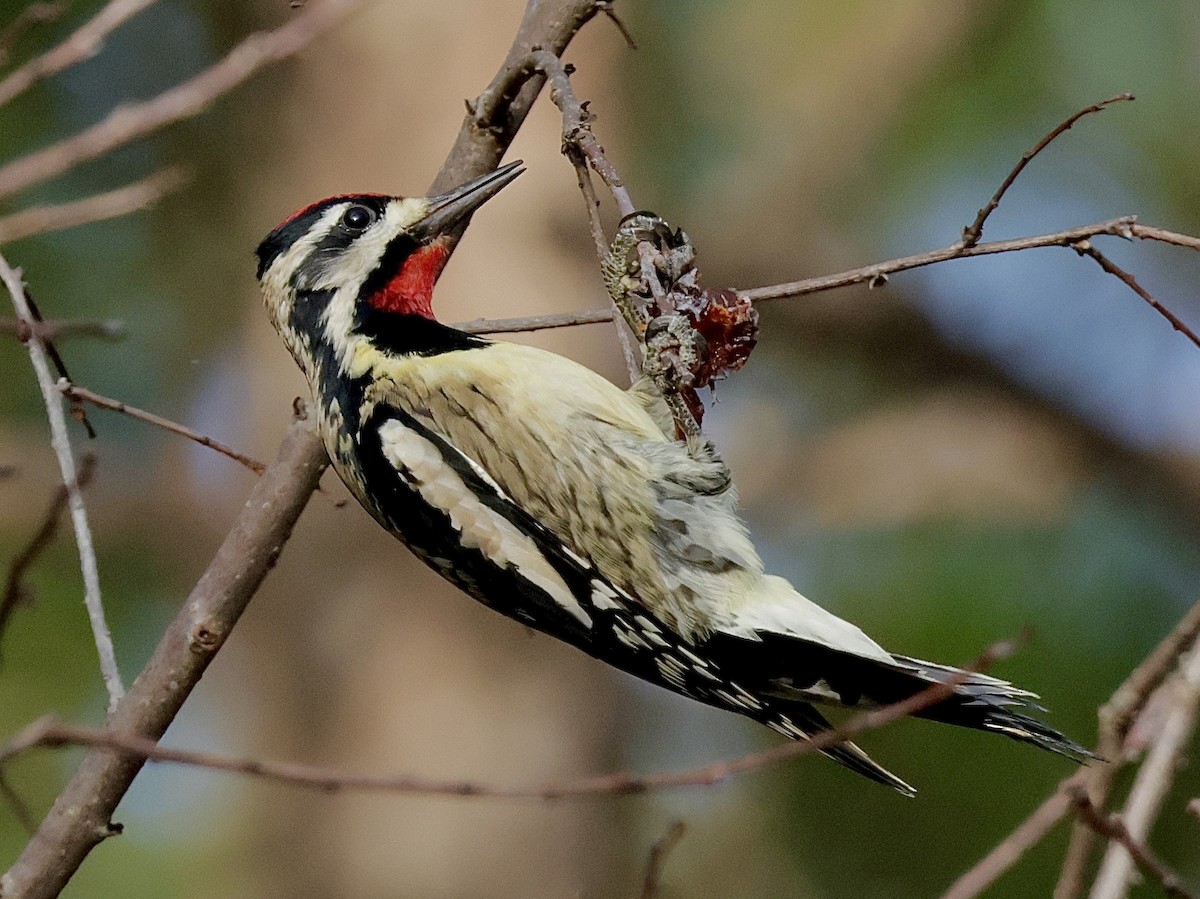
[413,160,525,240]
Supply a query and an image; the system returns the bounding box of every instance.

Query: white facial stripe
[264,204,346,295]
[378,419,593,629]
[313,198,432,372]
[310,197,430,292]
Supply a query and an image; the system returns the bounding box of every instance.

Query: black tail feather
[766,702,917,796]
[703,630,1091,792]
[890,655,1091,761]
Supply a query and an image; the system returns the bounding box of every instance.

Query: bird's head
[256,161,524,376]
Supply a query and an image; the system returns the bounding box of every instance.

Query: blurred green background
[1,1,1199,896]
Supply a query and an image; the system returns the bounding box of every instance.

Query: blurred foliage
[617,2,1200,897]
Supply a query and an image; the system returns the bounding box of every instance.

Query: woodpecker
[256,161,1085,795]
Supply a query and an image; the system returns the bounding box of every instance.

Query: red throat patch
[369,241,451,319]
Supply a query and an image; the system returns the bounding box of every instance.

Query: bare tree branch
[1088,645,1200,899]
[948,599,1200,899]
[1070,787,1197,899]
[1071,240,1200,350]
[0,3,609,894]
[430,0,603,197]
[0,0,367,202]
[0,414,328,899]
[63,383,266,475]
[0,168,188,244]
[0,252,123,709]
[962,93,1134,247]
[0,1,69,69]
[0,638,1017,804]
[0,454,97,656]
[525,49,635,216]
[456,217,1200,345]
[0,317,123,341]
[1056,598,1200,898]
[940,781,1078,899]
[638,820,686,899]
[0,0,158,107]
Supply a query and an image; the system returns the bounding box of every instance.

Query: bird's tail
[887,655,1090,760]
[706,623,1090,794]
[765,702,918,796]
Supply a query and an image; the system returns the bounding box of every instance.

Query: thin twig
[0,168,188,244]
[0,768,35,836]
[638,820,686,899]
[1069,787,1197,899]
[0,416,328,899]
[563,141,642,380]
[1088,645,1200,899]
[0,1,69,68]
[941,779,1080,899]
[0,0,366,201]
[566,142,609,262]
[63,383,266,475]
[1056,600,1200,898]
[963,93,1134,247]
[0,0,157,107]
[0,454,97,655]
[2,4,606,894]
[457,218,1200,353]
[456,308,611,334]
[1071,241,1200,350]
[0,316,123,341]
[1129,223,1200,252]
[526,49,635,216]
[0,251,123,708]
[0,639,1017,801]
[739,218,1144,302]
[598,1,637,50]
[455,217,1153,335]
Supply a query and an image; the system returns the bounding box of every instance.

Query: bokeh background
[2,1,1200,896]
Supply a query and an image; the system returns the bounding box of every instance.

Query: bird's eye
[342,205,375,231]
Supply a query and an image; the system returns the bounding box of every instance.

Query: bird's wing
[356,400,916,794]
[361,342,772,639]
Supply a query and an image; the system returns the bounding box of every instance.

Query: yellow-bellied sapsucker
[256,160,1086,795]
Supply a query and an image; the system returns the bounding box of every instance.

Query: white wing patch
[377,419,593,628]
[727,574,895,665]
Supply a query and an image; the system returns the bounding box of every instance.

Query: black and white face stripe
[255,194,393,282]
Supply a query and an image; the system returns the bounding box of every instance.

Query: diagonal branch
[63,383,266,475]
[962,93,1134,247]
[0,168,188,244]
[0,637,1015,801]
[0,0,367,202]
[0,0,69,69]
[0,251,123,709]
[0,0,159,108]
[0,456,96,652]
[0,414,328,899]
[0,3,609,895]
[1055,597,1200,899]
[948,597,1200,899]
[1087,644,1200,899]
[1071,240,1200,350]
[940,779,1079,899]
[1070,787,1197,899]
[638,820,686,899]
[0,454,97,656]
